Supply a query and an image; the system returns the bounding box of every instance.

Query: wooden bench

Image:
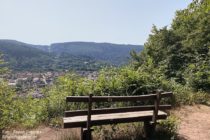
[63,91,173,140]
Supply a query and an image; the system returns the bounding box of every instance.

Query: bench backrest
[65,91,173,129]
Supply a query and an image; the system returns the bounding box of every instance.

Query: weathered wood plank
[65,105,171,117]
[66,92,173,102]
[63,110,167,128]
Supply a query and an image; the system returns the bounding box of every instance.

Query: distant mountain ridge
[29,41,143,65]
[49,42,143,65]
[0,39,143,71]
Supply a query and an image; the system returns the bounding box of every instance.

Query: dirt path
[174,105,210,140]
[37,127,80,140]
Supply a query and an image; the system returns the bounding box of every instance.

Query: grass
[2,129,41,140]
[55,128,80,140]
[54,120,178,140]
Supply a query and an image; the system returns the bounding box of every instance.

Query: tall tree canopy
[131,0,210,91]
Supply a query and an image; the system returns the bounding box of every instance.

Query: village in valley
[3,71,98,98]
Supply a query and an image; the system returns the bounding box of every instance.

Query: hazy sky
[0,0,192,45]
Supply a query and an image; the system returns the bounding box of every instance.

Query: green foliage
[44,73,91,120]
[131,0,210,92]
[0,80,48,130]
[184,61,210,91]
[94,67,161,96]
[42,67,167,124]
[161,79,208,105]
[0,81,17,130]
[93,119,178,140]
[0,40,143,72]
[50,42,143,66]
[156,116,178,140]
[0,56,15,130]
[43,64,208,124]
[93,123,144,140]
[49,117,63,128]
[0,53,8,74]
[14,97,48,128]
[0,40,108,72]
[0,94,47,129]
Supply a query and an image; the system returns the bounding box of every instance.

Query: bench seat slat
[63,110,167,128]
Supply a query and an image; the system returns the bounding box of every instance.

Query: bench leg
[0,129,2,140]
[81,128,84,140]
[81,128,92,140]
[143,121,155,138]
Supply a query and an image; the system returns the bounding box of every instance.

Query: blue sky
[0,0,192,45]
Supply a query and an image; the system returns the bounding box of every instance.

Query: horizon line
[0,39,143,46]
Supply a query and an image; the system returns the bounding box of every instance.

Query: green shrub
[44,67,163,121]
[12,96,48,128]
[0,81,17,130]
[49,117,63,128]
[158,116,178,135]
[184,62,210,92]
[93,123,144,140]
[156,116,179,140]
[161,79,208,106]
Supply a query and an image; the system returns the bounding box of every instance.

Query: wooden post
[81,128,84,140]
[144,90,161,138]
[152,91,161,126]
[0,129,2,140]
[86,94,93,140]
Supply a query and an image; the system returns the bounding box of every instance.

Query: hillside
[0,40,106,71]
[31,41,143,65]
[0,40,143,72]
[0,40,54,71]
[49,42,143,65]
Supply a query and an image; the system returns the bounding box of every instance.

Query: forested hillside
[49,42,143,65]
[0,40,103,71]
[0,40,142,72]
[0,40,54,71]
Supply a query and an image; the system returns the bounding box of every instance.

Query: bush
[184,63,210,92]
[2,65,208,136]
[93,123,144,140]
[43,67,209,123]
[0,81,17,132]
[161,79,208,106]
[156,116,179,140]
[92,118,178,140]
[7,96,48,129]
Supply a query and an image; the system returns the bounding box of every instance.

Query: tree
[0,53,7,74]
[131,0,210,91]
[0,53,16,139]
[0,81,17,138]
